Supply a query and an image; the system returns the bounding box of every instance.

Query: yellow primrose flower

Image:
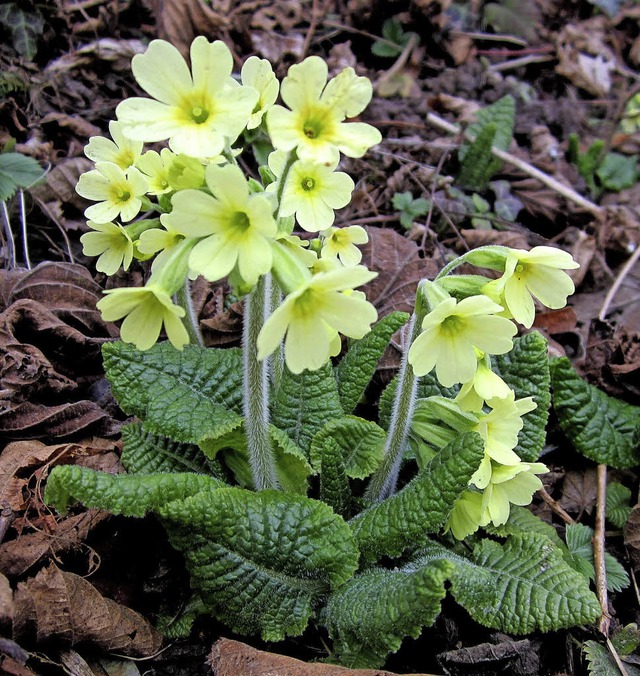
[76,161,148,223]
[484,246,580,328]
[116,38,258,158]
[408,295,517,387]
[455,352,512,412]
[266,56,381,165]
[268,151,355,231]
[161,164,277,286]
[321,225,368,267]
[84,121,143,169]
[257,265,378,374]
[97,284,188,351]
[136,148,176,195]
[446,490,490,540]
[80,220,133,275]
[137,221,183,257]
[241,56,279,130]
[482,461,548,526]
[470,393,537,490]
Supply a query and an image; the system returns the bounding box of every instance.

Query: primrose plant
[45,37,600,668]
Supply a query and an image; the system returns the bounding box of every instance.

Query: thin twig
[538,486,575,525]
[606,637,631,676]
[18,189,31,270]
[1,201,16,269]
[300,0,322,60]
[599,244,640,321]
[450,30,528,46]
[0,502,14,546]
[424,112,603,217]
[376,33,419,91]
[594,464,611,637]
[488,54,555,73]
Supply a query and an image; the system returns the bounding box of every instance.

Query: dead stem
[598,244,640,321]
[595,463,611,637]
[538,486,575,525]
[606,637,631,676]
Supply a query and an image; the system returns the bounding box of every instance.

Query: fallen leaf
[625,503,640,570]
[559,469,598,518]
[438,636,540,674]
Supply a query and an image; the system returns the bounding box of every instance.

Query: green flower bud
[168,154,206,190]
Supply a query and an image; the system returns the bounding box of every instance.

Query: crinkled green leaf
[584,640,640,676]
[492,331,550,461]
[316,433,351,517]
[202,423,313,494]
[335,312,409,413]
[551,357,640,469]
[44,466,222,517]
[565,523,629,592]
[103,342,243,446]
[612,624,640,656]
[310,416,385,479]
[606,482,633,529]
[121,422,223,477]
[159,487,359,642]
[0,4,44,60]
[349,431,484,563]
[487,505,564,548]
[325,559,453,669]
[420,533,600,633]
[0,152,44,201]
[271,362,343,456]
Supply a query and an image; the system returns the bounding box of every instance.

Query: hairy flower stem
[243,274,280,491]
[365,307,425,502]
[175,278,204,347]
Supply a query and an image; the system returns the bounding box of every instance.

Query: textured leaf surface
[606,482,633,529]
[421,534,600,633]
[317,431,351,517]
[325,559,453,669]
[121,423,222,477]
[45,466,222,516]
[488,505,564,548]
[349,432,484,562]
[271,362,343,456]
[459,95,516,161]
[103,342,243,445]
[0,152,44,200]
[335,312,409,413]
[310,416,385,479]
[551,357,640,469]
[584,640,640,676]
[492,332,550,461]
[159,488,360,642]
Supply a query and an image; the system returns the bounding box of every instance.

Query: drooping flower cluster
[76,38,381,368]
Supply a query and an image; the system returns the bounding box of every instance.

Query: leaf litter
[2,0,640,673]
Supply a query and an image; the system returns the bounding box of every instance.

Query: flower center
[515,263,525,274]
[115,189,131,203]
[301,177,315,191]
[230,211,251,231]
[441,314,463,336]
[190,106,210,124]
[295,288,316,318]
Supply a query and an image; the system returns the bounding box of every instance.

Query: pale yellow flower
[80,220,133,275]
[241,56,279,130]
[76,161,148,223]
[116,38,258,158]
[84,121,143,169]
[408,295,517,387]
[266,56,381,165]
[455,352,512,412]
[257,265,377,374]
[446,490,490,540]
[136,148,176,195]
[321,225,368,266]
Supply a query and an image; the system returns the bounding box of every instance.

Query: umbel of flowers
[76,37,579,538]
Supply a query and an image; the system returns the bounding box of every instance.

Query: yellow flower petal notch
[116,38,258,158]
[266,56,382,165]
[484,245,580,328]
[407,292,517,387]
[76,161,148,223]
[268,151,355,232]
[97,285,188,351]
[241,56,279,130]
[257,265,378,374]
[84,121,143,169]
[80,220,134,275]
[162,163,277,287]
[321,225,368,267]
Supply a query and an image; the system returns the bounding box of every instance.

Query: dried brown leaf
[0,573,13,628]
[30,157,92,211]
[625,503,640,571]
[250,31,305,62]
[458,229,530,251]
[12,564,162,656]
[559,469,597,517]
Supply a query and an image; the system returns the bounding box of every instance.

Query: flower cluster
[76,38,381,368]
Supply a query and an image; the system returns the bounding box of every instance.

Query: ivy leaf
[596,152,638,192]
[325,559,453,669]
[492,331,551,461]
[159,487,360,642]
[551,357,640,469]
[44,466,223,517]
[335,311,409,413]
[102,342,244,446]
[271,362,343,457]
[606,482,633,529]
[420,533,600,633]
[565,523,629,592]
[202,423,313,494]
[121,422,224,477]
[310,416,385,480]
[0,3,44,61]
[0,152,45,201]
[349,431,484,563]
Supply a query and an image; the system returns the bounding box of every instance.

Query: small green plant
[392,190,430,229]
[0,2,44,61]
[371,17,418,58]
[43,38,611,669]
